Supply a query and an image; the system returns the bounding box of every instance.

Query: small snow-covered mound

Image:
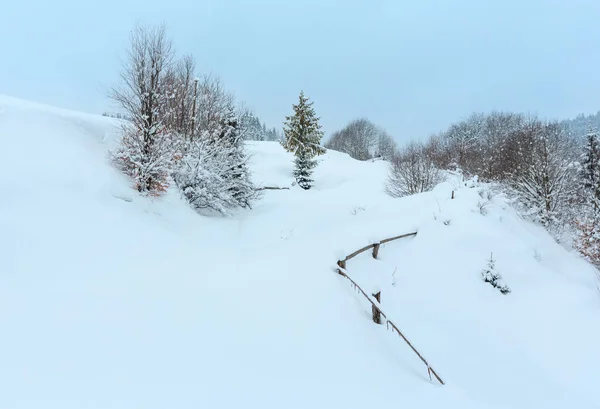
[1,96,599,409]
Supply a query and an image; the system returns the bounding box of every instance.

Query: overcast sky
[2,0,600,142]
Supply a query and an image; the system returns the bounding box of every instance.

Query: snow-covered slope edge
[1,95,599,409]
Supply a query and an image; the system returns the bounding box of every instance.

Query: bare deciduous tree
[508,121,577,227]
[162,54,198,140]
[325,118,396,161]
[110,24,175,193]
[386,141,442,197]
[195,75,235,139]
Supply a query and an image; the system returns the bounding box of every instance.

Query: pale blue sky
[2,0,600,141]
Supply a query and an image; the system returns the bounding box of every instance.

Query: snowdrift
[1,95,599,409]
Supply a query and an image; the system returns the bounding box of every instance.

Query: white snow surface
[1,95,599,409]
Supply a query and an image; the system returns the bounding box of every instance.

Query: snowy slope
[1,95,599,409]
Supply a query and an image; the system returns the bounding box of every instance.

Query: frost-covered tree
[376,130,398,161]
[282,91,325,156]
[386,141,442,197]
[110,24,175,194]
[579,128,600,212]
[574,129,600,265]
[282,91,325,189]
[238,109,266,141]
[445,112,486,175]
[173,123,257,214]
[265,126,282,142]
[173,135,239,214]
[219,103,258,208]
[162,54,198,141]
[481,254,510,294]
[508,121,576,228]
[325,118,379,161]
[325,118,396,161]
[173,79,258,213]
[195,75,235,139]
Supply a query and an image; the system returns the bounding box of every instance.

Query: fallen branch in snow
[335,231,445,386]
[257,186,290,191]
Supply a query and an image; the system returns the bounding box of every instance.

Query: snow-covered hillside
[1,95,599,409]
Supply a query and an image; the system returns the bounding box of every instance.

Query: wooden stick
[257,186,290,191]
[372,243,380,259]
[372,291,382,324]
[379,232,417,245]
[345,243,376,261]
[386,320,445,385]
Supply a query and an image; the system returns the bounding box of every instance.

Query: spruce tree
[574,128,600,265]
[580,128,600,212]
[293,148,317,189]
[282,91,325,190]
[219,103,258,208]
[481,253,511,294]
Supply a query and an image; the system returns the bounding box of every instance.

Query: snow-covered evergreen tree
[172,134,238,214]
[282,91,325,190]
[172,89,258,214]
[579,128,600,212]
[574,128,600,265]
[219,104,259,208]
[238,111,265,141]
[481,254,510,294]
[293,148,317,190]
[265,126,282,142]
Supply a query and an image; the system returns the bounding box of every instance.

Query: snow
[1,95,599,409]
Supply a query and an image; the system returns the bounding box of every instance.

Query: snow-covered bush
[481,254,510,294]
[173,136,255,214]
[172,107,259,214]
[112,125,175,194]
[386,141,442,197]
[574,219,600,266]
[477,200,490,216]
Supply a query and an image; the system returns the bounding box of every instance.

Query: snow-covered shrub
[481,254,510,294]
[173,139,238,214]
[477,200,490,216]
[386,141,442,197]
[574,219,600,266]
[112,125,175,194]
[173,118,259,215]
